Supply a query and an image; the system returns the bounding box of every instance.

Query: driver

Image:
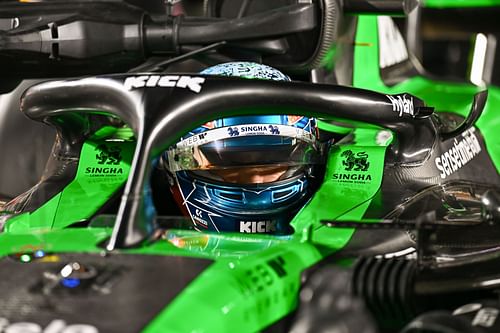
[162,62,323,234]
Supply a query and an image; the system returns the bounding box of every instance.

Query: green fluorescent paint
[317,120,353,134]
[4,139,134,233]
[0,225,326,333]
[138,18,500,332]
[4,193,62,233]
[2,13,500,333]
[423,0,500,8]
[143,240,323,333]
[52,140,134,228]
[291,127,389,250]
[353,15,500,172]
[93,125,135,141]
[0,228,112,256]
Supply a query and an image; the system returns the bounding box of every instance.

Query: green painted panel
[4,139,134,233]
[292,127,391,249]
[423,0,500,8]
[353,15,500,172]
[5,194,62,233]
[143,241,323,333]
[0,228,112,256]
[52,140,134,228]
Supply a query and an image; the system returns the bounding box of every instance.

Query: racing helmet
[164,62,321,234]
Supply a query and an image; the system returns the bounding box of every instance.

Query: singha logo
[268,125,280,135]
[342,150,369,171]
[227,127,240,137]
[95,144,122,165]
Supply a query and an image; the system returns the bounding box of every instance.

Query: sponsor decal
[228,124,280,136]
[239,255,289,296]
[342,150,369,171]
[227,127,240,137]
[435,128,482,179]
[176,123,315,149]
[268,125,280,135]
[181,132,207,146]
[192,208,208,228]
[267,256,287,278]
[239,220,276,233]
[333,173,372,181]
[472,308,499,327]
[95,144,121,165]
[241,125,267,133]
[387,94,414,117]
[378,16,409,69]
[0,318,98,333]
[123,75,205,93]
[85,167,123,175]
[333,150,372,184]
[11,18,20,29]
[85,145,124,176]
[453,303,499,328]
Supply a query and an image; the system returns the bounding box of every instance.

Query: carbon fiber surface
[0,253,212,332]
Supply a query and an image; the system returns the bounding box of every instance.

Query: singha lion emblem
[341,150,369,171]
[96,144,122,165]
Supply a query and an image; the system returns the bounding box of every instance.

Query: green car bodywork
[422,0,500,8]
[0,125,388,332]
[0,10,499,333]
[351,15,500,170]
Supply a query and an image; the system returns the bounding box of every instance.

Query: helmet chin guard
[173,171,311,234]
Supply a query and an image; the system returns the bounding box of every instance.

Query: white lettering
[192,215,208,226]
[378,16,409,69]
[124,75,205,93]
[387,95,414,117]
[239,221,276,233]
[123,75,149,90]
[435,128,482,179]
[240,221,252,233]
[240,125,268,133]
[145,75,160,87]
[62,325,98,333]
[5,322,41,333]
[44,320,66,333]
[158,75,179,87]
[435,157,445,179]
[176,76,205,93]
[445,152,455,171]
[0,318,98,333]
[472,308,499,327]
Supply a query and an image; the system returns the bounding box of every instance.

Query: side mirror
[482,189,500,222]
[441,90,487,140]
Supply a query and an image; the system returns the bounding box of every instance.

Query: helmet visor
[166,124,321,174]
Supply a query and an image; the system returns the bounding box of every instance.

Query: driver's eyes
[218,192,244,201]
[209,166,288,184]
